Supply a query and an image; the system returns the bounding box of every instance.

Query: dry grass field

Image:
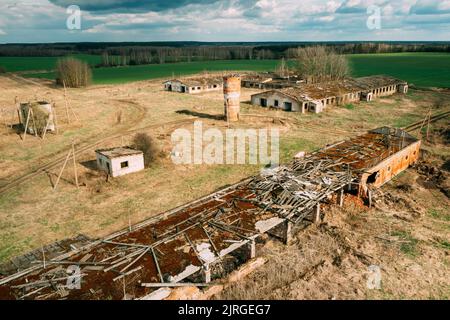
[0,73,448,300]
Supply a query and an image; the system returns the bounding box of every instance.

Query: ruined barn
[250,75,409,113]
[95,147,144,178]
[352,76,409,101]
[163,77,223,94]
[307,127,420,198]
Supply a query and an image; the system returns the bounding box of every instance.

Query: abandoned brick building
[250,75,409,113]
[163,77,223,94]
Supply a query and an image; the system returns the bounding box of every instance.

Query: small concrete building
[164,77,223,94]
[250,75,408,113]
[19,101,56,135]
[95,147,144,178]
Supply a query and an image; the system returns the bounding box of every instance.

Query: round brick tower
[223,75,241,122]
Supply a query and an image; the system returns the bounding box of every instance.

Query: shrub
[344,103,355,110]
[0,65,6,73]
[56,57,92,88]
[132,133,159,167]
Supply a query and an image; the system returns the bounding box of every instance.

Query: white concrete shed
[95,147,145,178]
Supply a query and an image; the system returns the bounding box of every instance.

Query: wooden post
[284,220,293,245]
[338,188,344,207]
[122,278,127,300]
[203,264,211,284]
[22,108,31,142]
[53,148,73,190]
[42,116,51,139]
[42,246,46,269]
[63,81,70,124]
[248,240,256,259]
[314,203,321,224]
[52,103,59,135]
[14,97,18,128]
[30,108,38,137]
[63,81,79,122]
[72,141,79,188]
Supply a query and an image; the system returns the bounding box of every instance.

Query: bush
[0,65,5,73]
[132,133,159,167]
[344,104,355,110]
[56,57,92,87]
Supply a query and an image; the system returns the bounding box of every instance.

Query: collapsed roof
[255,75,407,103]
[164,77,223,87]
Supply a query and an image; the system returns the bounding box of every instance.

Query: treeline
[0,42,449,61]
[286,42,450,57]
[0,44,75,57]
[99,46,274,67]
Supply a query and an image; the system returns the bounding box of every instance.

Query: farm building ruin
[95,147,144,178]
[164,77,223,94]
[19,101,56,135]
[241,72,303,90]
[250,75,409,113]
[0,126,420,300]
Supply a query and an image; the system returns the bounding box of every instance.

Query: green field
[0,54,101,72]
[1,52,449,87]
[348,53,450,88]
[21,60,280,85]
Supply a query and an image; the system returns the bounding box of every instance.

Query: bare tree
[132,133,159,167]
[276,58,289,77]
[292,46,350,83]
[56,57,92,87]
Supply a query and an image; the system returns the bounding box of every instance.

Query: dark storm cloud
[49,0,221,13]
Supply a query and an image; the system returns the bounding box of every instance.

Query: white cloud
[0,0,449,42]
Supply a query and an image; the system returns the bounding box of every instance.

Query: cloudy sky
[0,0,449,43]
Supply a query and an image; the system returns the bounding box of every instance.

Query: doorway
[284,102,292,111]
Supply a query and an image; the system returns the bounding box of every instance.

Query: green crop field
[348,52,450,88]
[21,59,280,84]
[1,52,449,88]
[0,54,101,72]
